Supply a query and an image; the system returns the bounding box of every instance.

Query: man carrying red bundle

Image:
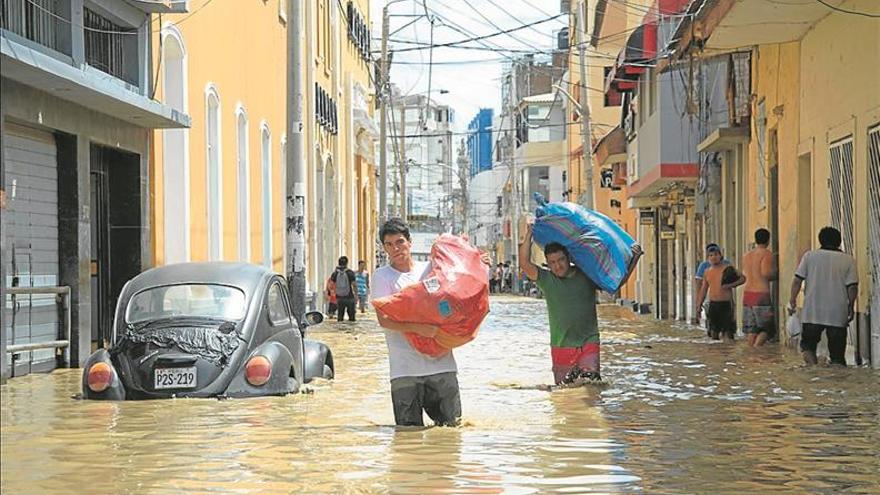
[372,218,490,427]
[519,217,642,385]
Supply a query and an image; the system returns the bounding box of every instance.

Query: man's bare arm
[788,277,803,314]
[722,272,746,290]
[519,221,539,281]
[695,278,709,313]
[376,312,440,338]
[847,284,858,322]
[619,245,643,287]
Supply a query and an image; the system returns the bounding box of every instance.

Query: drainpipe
[286,0,307,320]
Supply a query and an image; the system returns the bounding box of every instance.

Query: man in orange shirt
[695,245,746,341]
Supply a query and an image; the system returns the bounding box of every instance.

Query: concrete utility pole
[509,68,520,294]
[398,99,407,221]
[1,108,7,383]
[286,0,307,319]
[458,153,470,237]
[576,0,595,209]
[378,5,389,220]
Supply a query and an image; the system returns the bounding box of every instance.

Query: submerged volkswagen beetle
[82,262,334,399]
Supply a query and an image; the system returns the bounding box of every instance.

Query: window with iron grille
[829,136,855,254]
[1,0,70,54]
[83,7,138,86]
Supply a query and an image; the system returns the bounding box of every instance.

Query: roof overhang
[697,126,749,153]
[665,0,841,62]
[125,0,190,13]
[1,32,190,129]
[593,126,627,167]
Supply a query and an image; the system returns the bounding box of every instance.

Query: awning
[604,22,657,96]
[593,126,626,167]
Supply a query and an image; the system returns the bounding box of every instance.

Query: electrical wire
[814,0,880,17]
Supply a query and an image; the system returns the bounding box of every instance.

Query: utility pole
[379,5,389,220]
[286,0,307,319]
[458,152,470,237]
[576,0,595,209]
[398,99,407,221]
[508,67,520,294]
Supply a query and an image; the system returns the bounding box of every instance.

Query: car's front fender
[303,340,334,383]
[224,341,296,398]
[81,349,126,400]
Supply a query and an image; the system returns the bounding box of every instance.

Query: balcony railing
[84,7,138,86]
[1,0,70,55]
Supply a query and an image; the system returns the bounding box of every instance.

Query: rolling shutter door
[3,124,60,375]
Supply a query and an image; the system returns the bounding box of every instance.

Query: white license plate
[154,367,197,389]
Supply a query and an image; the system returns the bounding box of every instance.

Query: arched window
[261,123,272,268]
[236,106,250,261]
[161,26,189,263]
[205,85,223,260]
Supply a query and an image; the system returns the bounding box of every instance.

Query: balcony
[1,0,189,128]
[1,0,72,56]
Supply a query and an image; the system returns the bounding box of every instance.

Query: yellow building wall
[750,6,880,315]
[306,0,375,304]
[151,1,288,271]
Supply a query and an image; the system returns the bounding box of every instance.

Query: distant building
[467,109,494,177]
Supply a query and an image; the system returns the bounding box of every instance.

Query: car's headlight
[87,362,114,392]
[245,356,271,386]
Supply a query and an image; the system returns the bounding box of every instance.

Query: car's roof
[125,262,277,297]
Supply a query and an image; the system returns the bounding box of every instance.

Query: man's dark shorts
[390,372,461,427]
[707,301,736,340]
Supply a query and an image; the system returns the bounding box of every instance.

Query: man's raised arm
[519,218,539,281]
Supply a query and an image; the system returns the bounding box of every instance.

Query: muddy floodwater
[2,298,879,494]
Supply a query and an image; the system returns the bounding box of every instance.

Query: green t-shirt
[536,266,599,347]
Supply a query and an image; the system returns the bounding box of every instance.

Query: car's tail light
[87,362,114,392]
[245,356,271,386]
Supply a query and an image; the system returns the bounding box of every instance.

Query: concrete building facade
[1,0,189,380]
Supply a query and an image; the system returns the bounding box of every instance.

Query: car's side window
[267,282,291,326]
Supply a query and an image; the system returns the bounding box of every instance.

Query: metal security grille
[829,137,855,253]
[868,124,880,366]
[0,0,59,52]
[83,7,137,85]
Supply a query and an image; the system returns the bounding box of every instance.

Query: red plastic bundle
[372,234,490,357]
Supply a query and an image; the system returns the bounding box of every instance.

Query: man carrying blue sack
[519,215,642,385]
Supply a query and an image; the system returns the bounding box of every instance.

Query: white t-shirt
[795,249,858,327]
[371,261,457,380]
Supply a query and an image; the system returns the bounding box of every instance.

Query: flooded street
[2,297,879,494]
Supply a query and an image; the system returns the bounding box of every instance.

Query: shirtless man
[741,229,778,347]
[695,245,746,342]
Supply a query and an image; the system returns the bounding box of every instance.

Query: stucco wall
[151,1,288,270]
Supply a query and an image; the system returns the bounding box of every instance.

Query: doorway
[90,145,142,348]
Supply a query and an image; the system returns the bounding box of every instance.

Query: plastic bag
[786,312,802,338]
[531,193,636,293]
[372,234,490,357]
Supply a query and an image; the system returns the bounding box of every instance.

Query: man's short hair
[358,260,366,266]
[338,256,349,267]
[818,226,842,249]
[379,217,411,243]
[544,242,570,259]
[705,243,720,252]
[707,245,722,255]
[755,228,770,245]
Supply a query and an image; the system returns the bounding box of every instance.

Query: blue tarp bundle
[532,193,636,293]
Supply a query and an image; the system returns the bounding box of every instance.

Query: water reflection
[2,300,879,494]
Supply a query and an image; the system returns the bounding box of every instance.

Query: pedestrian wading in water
[788,226,858,366]
[741,228,778,347]
[371,218,491,427]
[519,215,642,386]
[695,245,746,342]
